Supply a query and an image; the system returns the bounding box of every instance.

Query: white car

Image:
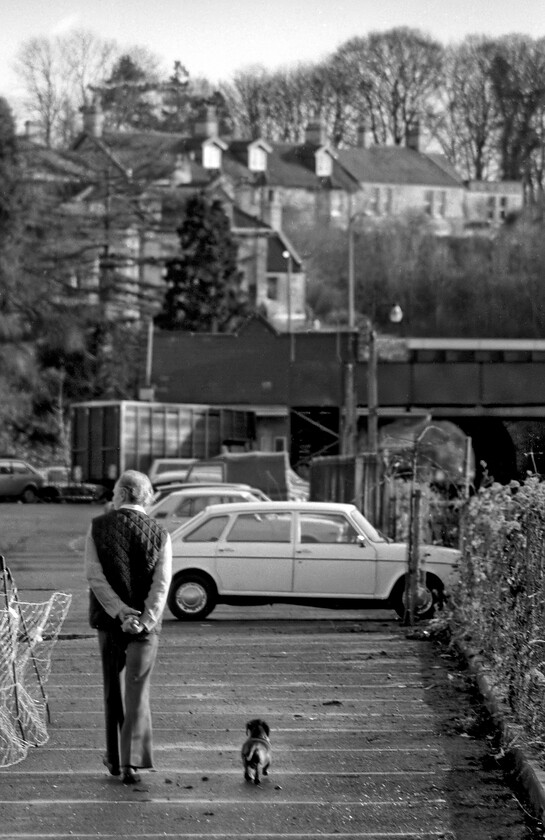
[148,485,267,533]
[167,501,459,621]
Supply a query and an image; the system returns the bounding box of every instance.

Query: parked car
[148,458,197,487]
[167,501,460,621]
[151,482,271,504]
[0,458,45,502]
[40,466,109,504]
[148,485,269,533]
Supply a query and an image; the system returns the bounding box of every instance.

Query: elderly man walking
[85,469,172,784]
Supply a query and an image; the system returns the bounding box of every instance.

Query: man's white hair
[117,470,153,506]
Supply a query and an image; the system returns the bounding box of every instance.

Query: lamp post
[342,214,366,456]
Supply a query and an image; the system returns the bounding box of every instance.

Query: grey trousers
[97,629,159,770]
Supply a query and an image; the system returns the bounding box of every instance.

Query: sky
[2,0,545,116]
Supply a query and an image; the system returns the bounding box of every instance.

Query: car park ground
[0,503,542,839]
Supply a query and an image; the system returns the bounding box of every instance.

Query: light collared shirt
[84,504,172,632]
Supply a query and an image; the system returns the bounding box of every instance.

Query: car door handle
[296,549,312,555]
[217,547,235,553]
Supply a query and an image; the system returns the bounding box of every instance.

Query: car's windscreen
[350,510,386,542]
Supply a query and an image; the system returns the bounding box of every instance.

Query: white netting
[0,562,71,767]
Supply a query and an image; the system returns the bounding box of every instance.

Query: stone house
[221,115,524,241]
[65,100,305,327]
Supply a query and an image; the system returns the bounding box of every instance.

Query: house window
[424,190,434,216]
[500,196,508,220]
[274,436,287,452]
[438,191,447,217]
[330,191,343,218]
[249,146,266,172]
[370,187,381,215]
[267,276,278,300]
[384,188,393,215]
[203,143,221,169]
[487,196,496,221]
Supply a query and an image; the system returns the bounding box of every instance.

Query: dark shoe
[121,766,141,785]
[102,755,120,776]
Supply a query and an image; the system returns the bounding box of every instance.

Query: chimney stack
[194,104,218,138]
[81,93,104,138]
[305,111,326,146]
[406,120,421,152]
[356,117,370,149]
[24,120,40,141]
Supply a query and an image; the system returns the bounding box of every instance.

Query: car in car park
[148,485,270,533]
[151,481,271,504]
[0,458,45,502]
[40,466,109,503]
[167,501,460,621]
[148,458,197,488]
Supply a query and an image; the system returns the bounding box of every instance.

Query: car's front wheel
[390,574,444,621]
[168,572,217,621]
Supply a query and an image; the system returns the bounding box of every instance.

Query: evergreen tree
[157,194,250,332]
[101,54,158,131]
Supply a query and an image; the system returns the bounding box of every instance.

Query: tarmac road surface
[0,501,542,839]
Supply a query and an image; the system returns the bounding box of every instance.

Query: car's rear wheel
[168,573,217,621]
[390,574,444,621]
[21,486,39,503]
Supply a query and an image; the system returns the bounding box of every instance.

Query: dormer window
[315,148,332,178]
[249,145,266,172]
[203,143,221,170]
[247,139,271,173]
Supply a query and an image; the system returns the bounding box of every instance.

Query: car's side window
[12,462,28,475]
[299,513,361,545]
[226,512,292,543]
[183,515,230,543]
[0,464,12,475]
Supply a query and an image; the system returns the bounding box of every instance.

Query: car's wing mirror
[356,534,367,547]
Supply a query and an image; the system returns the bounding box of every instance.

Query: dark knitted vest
[89,508,168,631]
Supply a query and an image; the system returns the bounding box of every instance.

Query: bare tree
[14,37,69,147]
[334,28,444,146]
[488,35,545,190]
[14,29,163,146]
[434,37,499,180]
[221,66,273,139]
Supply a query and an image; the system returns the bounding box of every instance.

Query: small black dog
[241,719,271,785]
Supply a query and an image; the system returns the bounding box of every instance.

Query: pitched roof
[18,137,92,183]
[263,143,358,192]
[336,146,463,188]
[74,130,216,186]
